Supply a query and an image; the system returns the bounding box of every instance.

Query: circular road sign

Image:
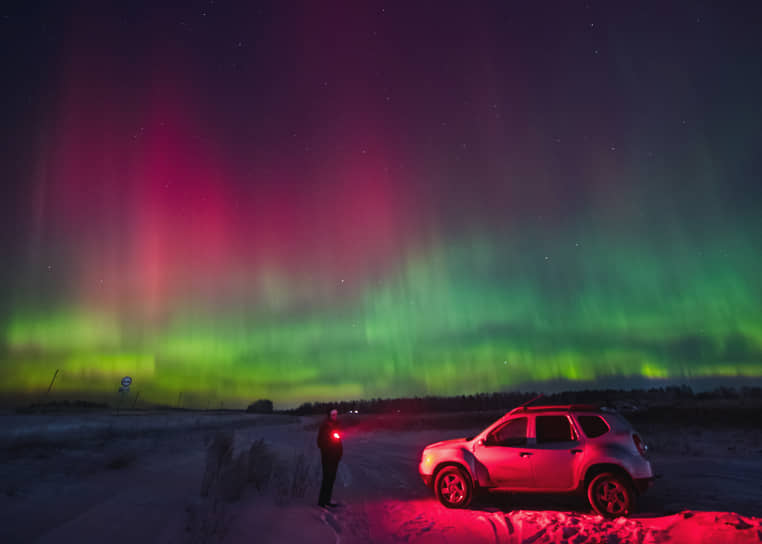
[121,376,133,388]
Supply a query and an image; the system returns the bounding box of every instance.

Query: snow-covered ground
[1,412,760,543]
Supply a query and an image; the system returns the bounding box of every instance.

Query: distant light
[332,432,340,440]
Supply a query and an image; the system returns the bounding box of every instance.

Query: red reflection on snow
[355,498,761,544]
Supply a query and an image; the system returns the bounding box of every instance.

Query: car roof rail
[507,402,601,415]
[506,394,545,416]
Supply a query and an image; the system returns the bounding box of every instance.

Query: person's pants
[319,456,340,505]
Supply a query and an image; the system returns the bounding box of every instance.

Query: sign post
[119,376,133,392]
[116,376,133,415]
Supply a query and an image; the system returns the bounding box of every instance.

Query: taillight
[632,433,648,457]
[332,432,341,440]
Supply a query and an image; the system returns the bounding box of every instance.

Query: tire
[434,466,473,508]
[587,472,636,518]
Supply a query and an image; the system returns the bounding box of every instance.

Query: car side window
[577,415,610,438]
[535,415,576,443]
[489,417,527,447]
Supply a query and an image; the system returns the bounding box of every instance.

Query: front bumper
[421,474,433,487]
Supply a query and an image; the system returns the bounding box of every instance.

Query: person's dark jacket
[317,419,343,461]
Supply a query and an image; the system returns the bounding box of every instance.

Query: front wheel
[587,472,636,517]
[434,466,473,508]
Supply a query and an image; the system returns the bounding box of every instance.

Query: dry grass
[196,433,317,507]
[270,452,315,505]
[247,438,274,490]
[187,429,321,542]
[189,431,240,543]
[200,431,234,498]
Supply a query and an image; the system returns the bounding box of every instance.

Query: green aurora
[4,219,761,408]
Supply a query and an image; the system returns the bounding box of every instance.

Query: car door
[472,416,534,488]
[528,414,583,491]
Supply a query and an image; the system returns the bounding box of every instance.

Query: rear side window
[577,415,610,438]
[536,415,575,443]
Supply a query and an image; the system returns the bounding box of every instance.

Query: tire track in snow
[477,512,514,543]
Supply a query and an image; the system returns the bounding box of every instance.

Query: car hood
[424,437,469,450]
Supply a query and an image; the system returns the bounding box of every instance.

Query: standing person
[317,408,343,507]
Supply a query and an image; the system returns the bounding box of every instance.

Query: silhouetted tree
[246,399,274,413]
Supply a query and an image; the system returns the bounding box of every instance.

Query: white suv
[419,404,654,516]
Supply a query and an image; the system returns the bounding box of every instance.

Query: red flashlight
[332,432,340,440]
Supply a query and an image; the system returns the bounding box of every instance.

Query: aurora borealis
[1,2,761,407]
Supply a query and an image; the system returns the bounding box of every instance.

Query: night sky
[1,2,761,408]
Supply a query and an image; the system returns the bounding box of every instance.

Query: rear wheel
[434,466,473,508]
[587,472,636,517]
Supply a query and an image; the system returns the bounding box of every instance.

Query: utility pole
[46,369,60,395]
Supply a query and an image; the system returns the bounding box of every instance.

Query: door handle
[570,449,582,454]
[519,452,532,457]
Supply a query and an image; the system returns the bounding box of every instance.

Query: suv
[419,404,654,516]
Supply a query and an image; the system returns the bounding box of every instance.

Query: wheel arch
[433,461,474,488]
[582,463,634,491]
